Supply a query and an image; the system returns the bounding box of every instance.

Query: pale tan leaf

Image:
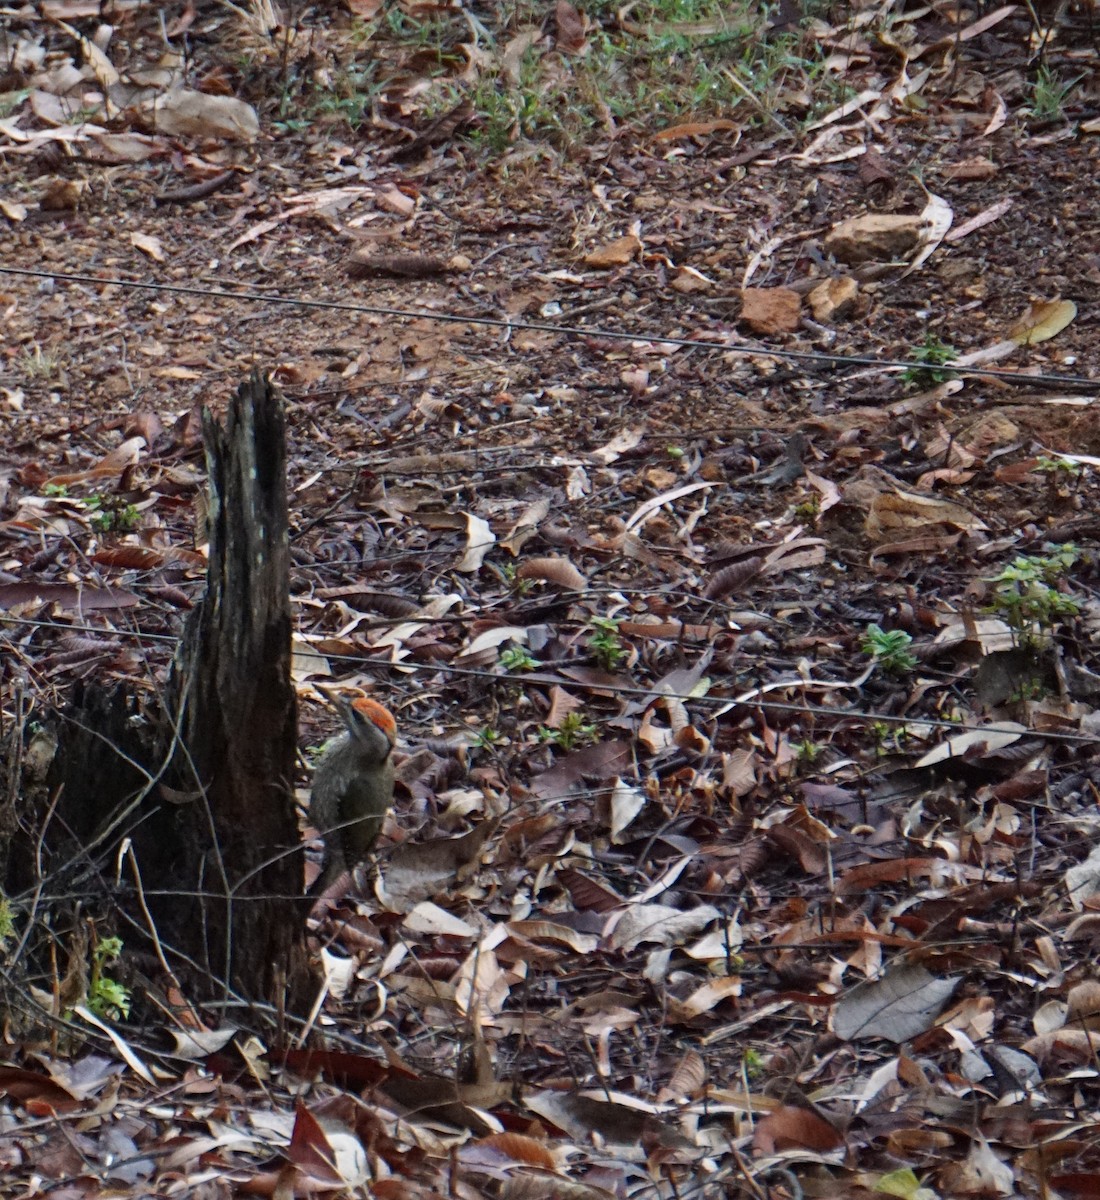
[584,235,642,269]
[130,231,165,262]
[608,903,720,951]
[457,512,495,572]
[608,777,646,843]
[914,722,1026,768]
[1009,298,1077,345]
[154,88,259,142]
[544,685,581,728]
[669,976,742,1020]
[590,426,645,465]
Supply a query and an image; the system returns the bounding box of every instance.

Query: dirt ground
[4,0,1100,1195]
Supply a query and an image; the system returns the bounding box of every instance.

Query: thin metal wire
[2,264,1097,388]
[3,611,1096,745]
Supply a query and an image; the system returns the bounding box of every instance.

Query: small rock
[740,286,801,334]
[808,276,859,322]
[823,214,923,264]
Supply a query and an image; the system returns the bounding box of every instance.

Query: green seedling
[742,1047,765,1080]
[496,562,533,596]
[1035,456,1082,478]
[862,624,918,675]
[901,333,958,387]
[43,483,68,498]
[792,739,823,765]
[988,545,1080,646]
[473,727,502,750]
[538,711,598,751]
[88,936,131,1020]
[587,616,626,671]
[500,646,540,672]
[86,494,140,534]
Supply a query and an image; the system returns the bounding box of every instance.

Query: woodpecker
[309,695,396,896]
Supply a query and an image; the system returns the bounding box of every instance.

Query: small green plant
[870,721,915,755]
[792,738,823,765]
[862,625,918,675]
[0,88,31,120]
[500,645,540,672]
[988,545,1080,646]
[497,562,533,596]
[538,711,598,751]
[1030,62,1077,121]
[473,726,502,750]
[793,493,820,523]
[901,333,958,387]
[43,483,69,498]
[1035,455,1082,478]
[587,616,626,671]
[86,494,140,534]
[0,895,14,944]
[88,936,131,1020]
[666,445,685,460]
[742,1047,766,1080]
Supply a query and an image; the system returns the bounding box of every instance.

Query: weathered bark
[32,370,309,1013]
[167,368,307,1002]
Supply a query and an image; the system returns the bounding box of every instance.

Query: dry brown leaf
[658,1049,706,1101]
[471,1132,558,1169]
[704,557,763,600]
[584,235,642,269]
[516,556,587,589]
[544,685,582,729]
[347,251,467,279]
[753,1105,844,1154]
[554,0,587,51]
[653,119,740,141]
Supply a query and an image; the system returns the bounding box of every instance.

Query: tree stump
[33,370,309,1014]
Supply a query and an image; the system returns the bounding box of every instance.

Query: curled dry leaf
[458,512,495,573]
[347,251,469,279]
[658,1049,706,1101]
[515,556,587,590]
[1009,298,1077,345]
[704,556,763,600]
[608,902,720,951]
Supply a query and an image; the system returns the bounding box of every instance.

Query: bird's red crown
[351,696,397,744]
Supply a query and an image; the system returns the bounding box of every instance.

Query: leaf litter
[3,0,1100,1195]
